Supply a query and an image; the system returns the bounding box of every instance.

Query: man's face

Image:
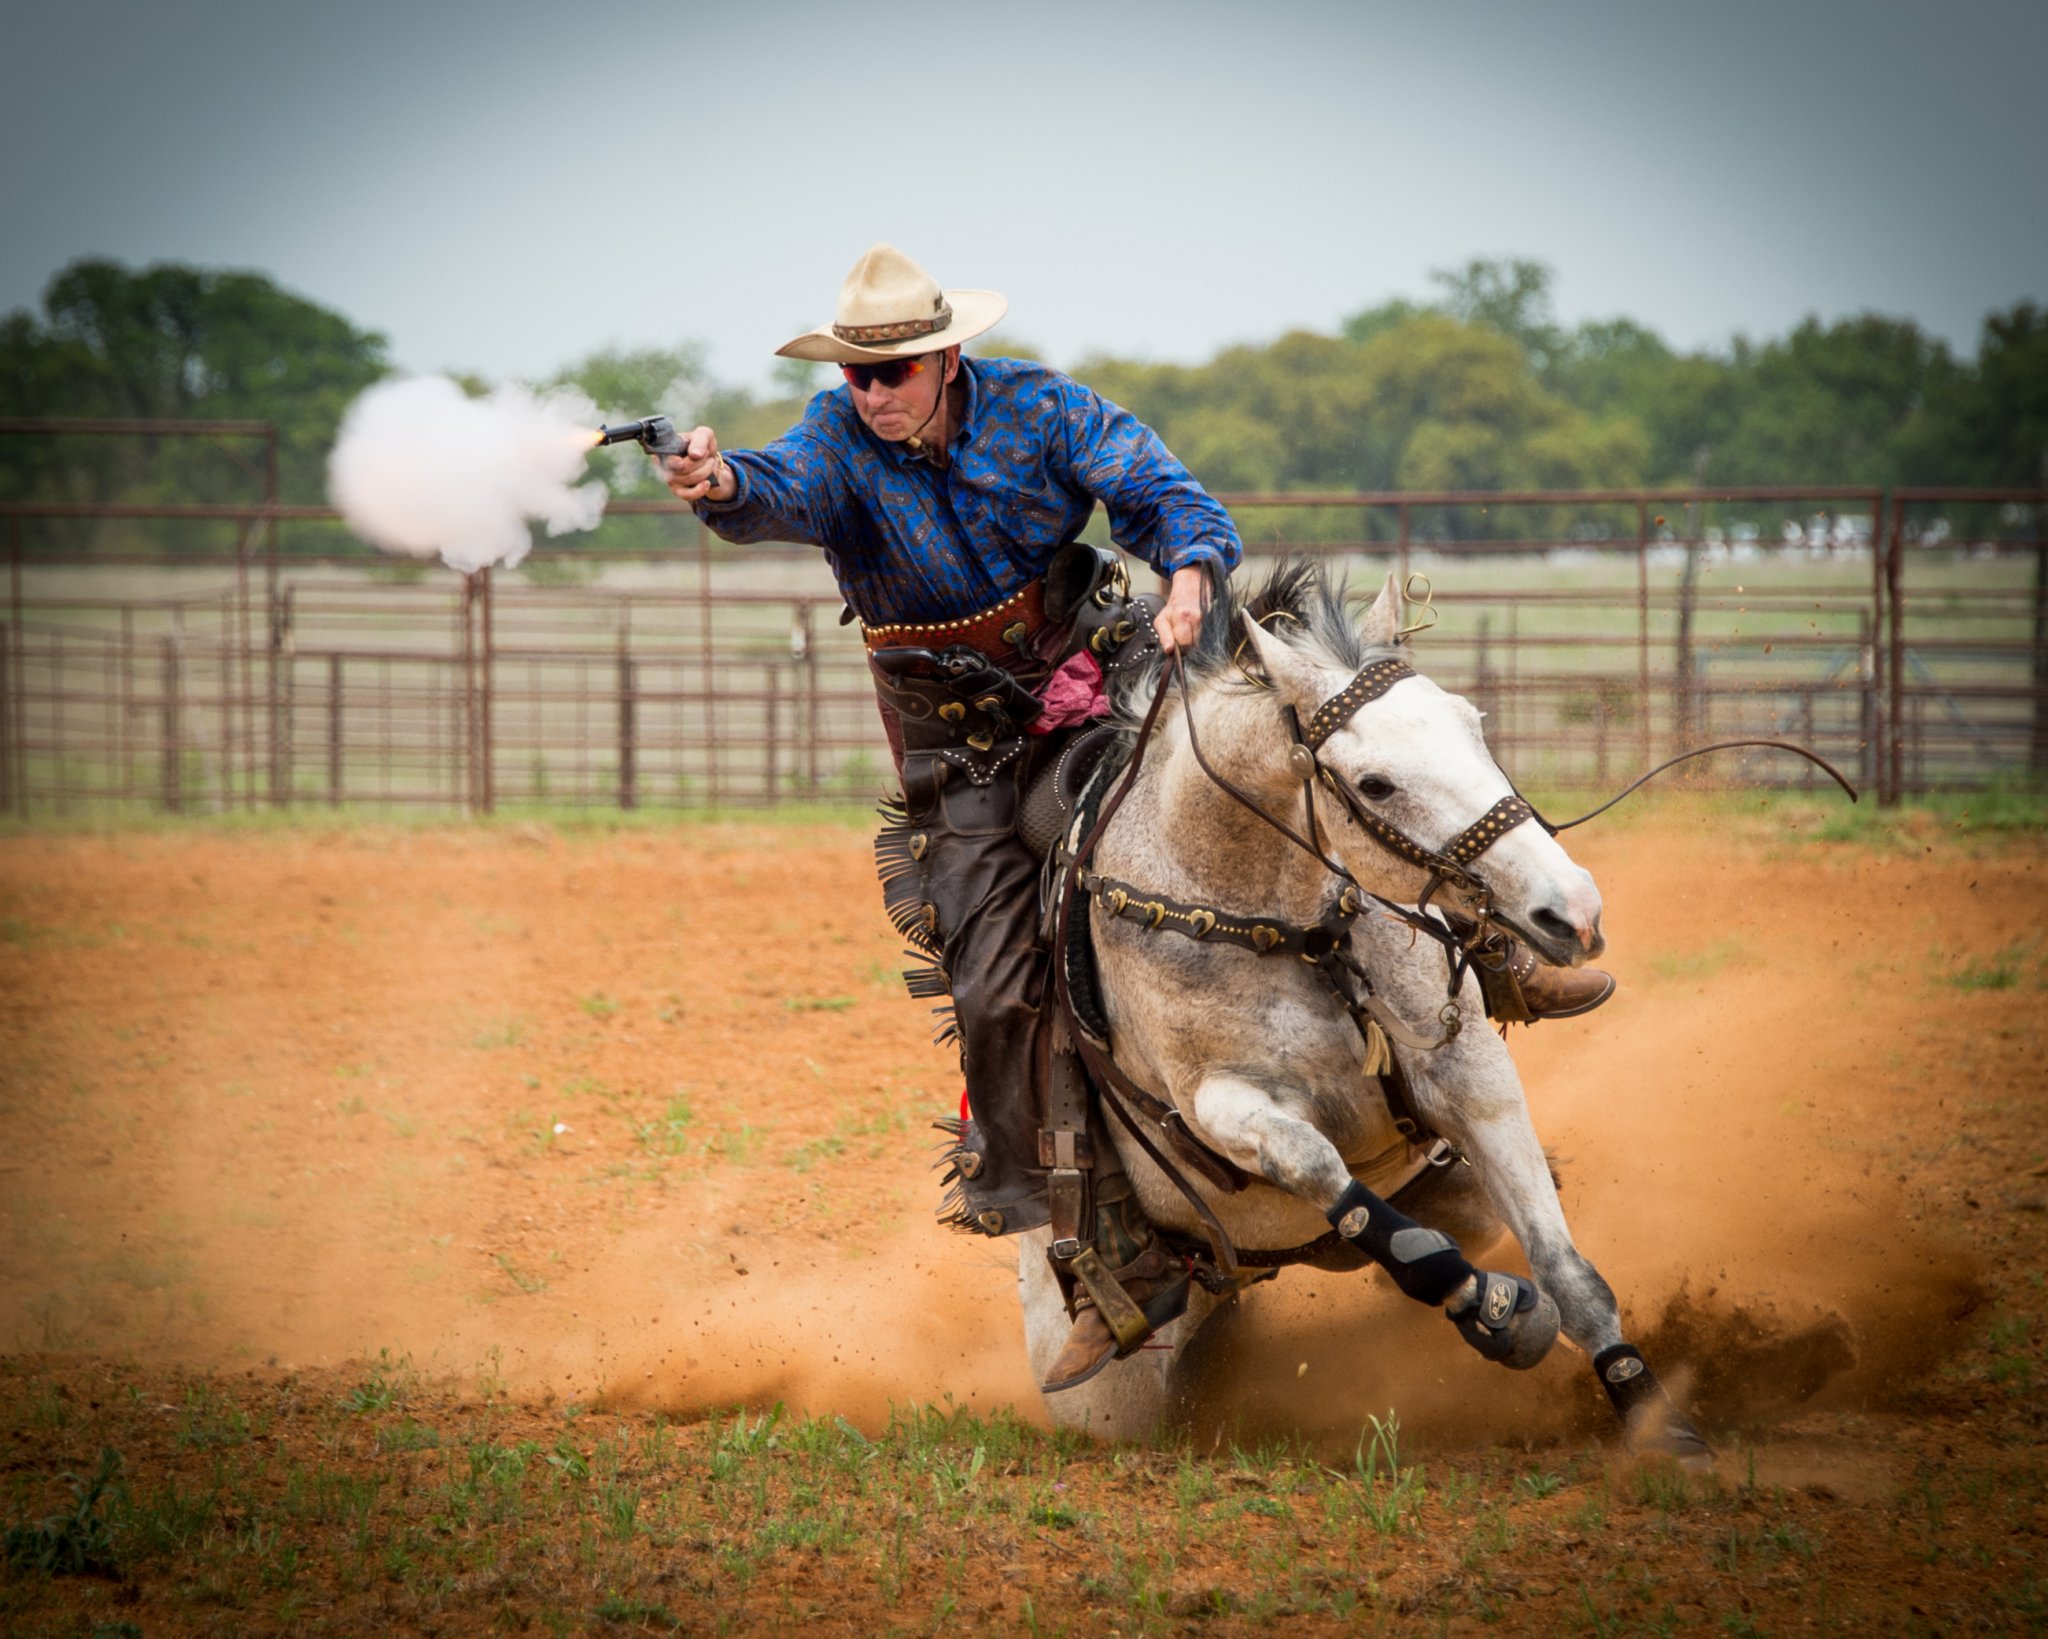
[844,349,952,442]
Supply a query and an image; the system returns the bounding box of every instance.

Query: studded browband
[1302,656,1416,749]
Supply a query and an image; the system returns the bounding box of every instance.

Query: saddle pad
[1019,721,1120,860]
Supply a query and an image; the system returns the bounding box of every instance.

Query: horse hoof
[1629,1413,1714,1469]
[1448,1272,1560,1371]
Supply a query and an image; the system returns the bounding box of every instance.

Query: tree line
[1,256,2040,550]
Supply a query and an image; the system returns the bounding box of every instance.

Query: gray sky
[4,0,2043,390]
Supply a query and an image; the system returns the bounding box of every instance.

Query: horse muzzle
[1518,878,1605,966]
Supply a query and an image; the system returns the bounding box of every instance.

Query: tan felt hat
[776,243,1007,363]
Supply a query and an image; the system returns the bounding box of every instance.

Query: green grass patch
[1644,938,1751,982]
[1938,939,2040,992]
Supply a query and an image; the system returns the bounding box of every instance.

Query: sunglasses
[841,356,928,392]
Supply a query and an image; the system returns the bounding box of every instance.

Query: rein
[1542,737,1860,829]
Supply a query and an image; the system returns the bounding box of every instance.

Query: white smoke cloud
[328,376,607,574]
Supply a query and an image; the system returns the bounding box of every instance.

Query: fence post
[763,663,779,802]
[2032,522,2047,779]
[478,566,495,815]
[266,580,288,805]
[618,651,637,811]
[9,514,24,816]
[327,653,344,807]
[796,601,818,795]
[1473,614,1494,732]
[0,624,11,814]
[1886,494,1905,806]
[1635,499,1652,772]
[276,588,295,807]
[1858,609,1876,793]
[1673,533,1701,748]
[160,636,183,813]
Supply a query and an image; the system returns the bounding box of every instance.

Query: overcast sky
[4,0,2042,391]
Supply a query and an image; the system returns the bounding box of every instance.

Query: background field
[2,797,2044,1634]
[8,529,2041,819]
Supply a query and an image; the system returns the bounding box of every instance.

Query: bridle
[1140,647,1540,1029]
[1071,638,1861,1043]
[1050,642,1520,1277]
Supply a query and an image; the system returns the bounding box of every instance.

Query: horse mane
[1107,558,1373,735]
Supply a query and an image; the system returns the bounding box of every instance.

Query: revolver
[596,416,687,459]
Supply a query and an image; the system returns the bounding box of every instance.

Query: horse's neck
[1103,687,1331,921]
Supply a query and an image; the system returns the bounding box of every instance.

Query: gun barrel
[596,415,683,457]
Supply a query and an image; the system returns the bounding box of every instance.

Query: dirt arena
[1,799,2043,1634]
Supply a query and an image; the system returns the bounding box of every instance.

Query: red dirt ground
[1,800,2044,1633]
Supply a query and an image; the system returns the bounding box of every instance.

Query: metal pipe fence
[1,483,2042,816]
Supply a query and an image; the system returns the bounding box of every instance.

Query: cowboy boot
[1041,1194,1192,1394]
[1453,919,1616,1023]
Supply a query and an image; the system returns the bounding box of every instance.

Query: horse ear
[1238,610,1320,700]
[1359,573,1401,647]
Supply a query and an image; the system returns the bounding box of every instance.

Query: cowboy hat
[776,243,1007,364]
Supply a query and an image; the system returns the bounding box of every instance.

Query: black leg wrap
[1593,1343,1665,1421]
[1447,1271,1553,1368]
[1326,1180,1474,1306]
[1594,1342,1711,1458]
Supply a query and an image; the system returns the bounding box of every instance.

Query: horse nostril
[1530,907,1577,945]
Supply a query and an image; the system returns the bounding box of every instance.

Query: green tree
[1430,258,1566,377]
[1707,315,1954,487]
[1901,302,2048,486]
[0,258,390,511]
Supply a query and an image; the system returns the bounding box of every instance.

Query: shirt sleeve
[1056,377,1243,580]
[691,401,854,549]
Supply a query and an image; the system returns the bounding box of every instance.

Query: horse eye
[1357,775,1397,802]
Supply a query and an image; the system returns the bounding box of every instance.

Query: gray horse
[1020,563,1707,1460]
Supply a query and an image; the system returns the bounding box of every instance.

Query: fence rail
[1,476,2043,815]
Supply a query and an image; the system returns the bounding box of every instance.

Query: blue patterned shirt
[693,357,1241,626]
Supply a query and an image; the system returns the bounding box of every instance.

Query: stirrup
[1040,1197,1191,1394]
[1040,1258,1192,1394]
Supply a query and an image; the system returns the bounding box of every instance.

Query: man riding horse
[659,245,1614,1391]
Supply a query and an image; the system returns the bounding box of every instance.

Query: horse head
[1230,569,1605,968]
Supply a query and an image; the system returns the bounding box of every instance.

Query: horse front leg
[1411,1061,1711,1462]
[1187,1075,1560,1371]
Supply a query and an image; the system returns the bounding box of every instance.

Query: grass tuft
[3,1447,124,1576]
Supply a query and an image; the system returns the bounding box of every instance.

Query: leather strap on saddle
[1039,1006,1098,1260]
[1068,1246,1151,1349]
